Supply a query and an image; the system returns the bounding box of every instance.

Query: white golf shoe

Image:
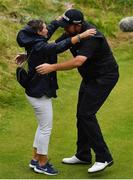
[88,161,113,173]
[62,155,91,164]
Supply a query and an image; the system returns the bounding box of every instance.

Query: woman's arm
[15,29,96,64]
[35,29,96,55]
[47,2,74,40]
[46,20,60,40]
[55,29,96,53]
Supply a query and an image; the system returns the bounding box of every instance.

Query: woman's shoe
[34,162,58,175]
[29,159,38,169]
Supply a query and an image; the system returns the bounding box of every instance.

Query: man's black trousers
[75,69,119,163]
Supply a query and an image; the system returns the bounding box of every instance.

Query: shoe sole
[29,164,36,169]
[88,161,114,173]
[34,167,58,176]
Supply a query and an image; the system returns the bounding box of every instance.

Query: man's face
[64,24,82,36]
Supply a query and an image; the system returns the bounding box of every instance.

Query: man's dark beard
[68,32,78,36]
[65,25,83,36]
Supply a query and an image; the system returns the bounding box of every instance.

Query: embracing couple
[16,8,119,176]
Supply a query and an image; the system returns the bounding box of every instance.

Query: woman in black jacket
[16,19,96,175]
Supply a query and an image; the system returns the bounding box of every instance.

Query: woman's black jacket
[17,20,72,98]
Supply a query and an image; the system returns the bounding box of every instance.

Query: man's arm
[34,29,96,55]
[36,55,87,74]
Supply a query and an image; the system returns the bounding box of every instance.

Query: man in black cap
[36,9,119,173]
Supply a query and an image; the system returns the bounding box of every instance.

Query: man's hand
[36,56,87,74]
[36,63,54,74]
[80,29,97,39]
[15,53,27,65]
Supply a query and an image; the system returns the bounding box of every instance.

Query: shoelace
[94,162,103,166]
[47,162,53,167]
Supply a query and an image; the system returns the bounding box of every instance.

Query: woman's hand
[56,3,74,21]
[64,2,74,10]
[15,53,27,65]
[36,63,54,74]
[56,15,63,21]
[80,29,97,39]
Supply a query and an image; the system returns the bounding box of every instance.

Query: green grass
[0,0,133,179]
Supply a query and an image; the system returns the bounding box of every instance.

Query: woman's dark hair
[27,20,44,33]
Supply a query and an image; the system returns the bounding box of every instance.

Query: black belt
[96,63,118,75]
[83,63,118,82]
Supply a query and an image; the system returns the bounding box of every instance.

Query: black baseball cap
[58,9,84,28]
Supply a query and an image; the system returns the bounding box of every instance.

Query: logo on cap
[73,20,82,24]
[63,14,70,22]
[63,14,82,24]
